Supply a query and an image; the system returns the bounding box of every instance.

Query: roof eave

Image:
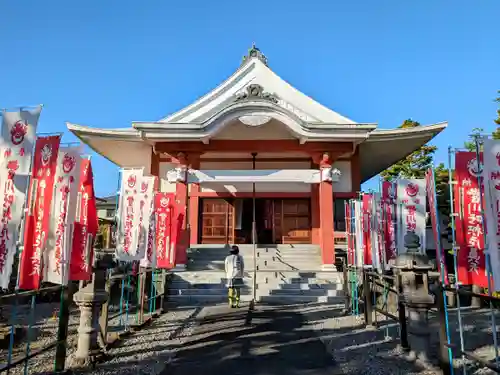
[67,122,142,141]
[359,122,448,183]
[368,122,448,141]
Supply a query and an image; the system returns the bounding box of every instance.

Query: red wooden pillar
[150,149,160,190]
[310,157,320,245]
[312,152,335,265]
[171,152,189,267]
[188,153,201,245]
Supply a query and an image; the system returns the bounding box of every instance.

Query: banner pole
[447,146,467,375]
[6,128,38,373]
[428,161,454,369]
[251,153,257,304]
[473,135,500,367]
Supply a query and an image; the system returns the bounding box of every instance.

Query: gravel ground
[0,301,168,375]
[302,303,500,375]
[70,304,202,375]
[3,301,500,375]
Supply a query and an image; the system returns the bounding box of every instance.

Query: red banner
[69,159,98,281]
[425,168,448,284]
[382,181,397,263]
[345,201,354,265]
[18,136,61,290]
[455,151,489,287]
[362,194,373,265]
[155,192,176,269]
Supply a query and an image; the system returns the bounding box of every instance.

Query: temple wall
[157,159,353,193]
[212,120,296,140]
[199,160,310,170]
[199,160,311,193]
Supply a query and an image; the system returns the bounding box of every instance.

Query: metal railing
[0,266,169,374]
[346,263,500,375]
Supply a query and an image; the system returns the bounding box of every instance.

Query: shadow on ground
[61,302,446,375]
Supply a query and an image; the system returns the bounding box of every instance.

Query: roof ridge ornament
[242,43,268,66]
[234,84,278,104]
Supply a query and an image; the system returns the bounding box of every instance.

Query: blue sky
[1,1,499,196]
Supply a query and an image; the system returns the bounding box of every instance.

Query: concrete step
[189,244,321,250]
[187,255,322,263]
[168,288,252,296]
[258,295,345,305]
[188,255,322,262]
[167,295,253,304]
[166,293,343,305]
[170,273,342,284]
[268,289,342,297]
[278,282,342,290]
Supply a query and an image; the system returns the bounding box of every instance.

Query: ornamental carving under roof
[234,84,279,104]
[242,43,268,66]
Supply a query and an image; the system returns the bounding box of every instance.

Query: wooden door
[200,199,234,244]
[281,199,311,244]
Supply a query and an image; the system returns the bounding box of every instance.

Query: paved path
[161,303,337,375]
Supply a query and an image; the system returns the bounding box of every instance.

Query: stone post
[392,231,434,362]
[68,251,115,369]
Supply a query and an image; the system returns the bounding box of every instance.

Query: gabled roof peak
[242,43,268,66]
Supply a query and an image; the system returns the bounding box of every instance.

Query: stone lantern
[68,251,115,369]
[391,231,435,362]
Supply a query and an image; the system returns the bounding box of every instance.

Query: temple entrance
[236,198,273,244]
[199,198,311,245]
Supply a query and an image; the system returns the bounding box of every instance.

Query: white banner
[44,146,82,285]
[397,179,426,253]
[0,106,41,289]
[139,176,156,268]
[371,193,383,271]
[482,139,500,290]
[116,168,144,261]
[354,200,364,267]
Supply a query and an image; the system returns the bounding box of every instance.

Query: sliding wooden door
[272,199,311,244]
[200,199,234,244]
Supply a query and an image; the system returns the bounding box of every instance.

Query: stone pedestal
[402,291,435,362]
[67,252,115,369]
[392,231,435,362]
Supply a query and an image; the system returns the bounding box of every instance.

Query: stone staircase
[167,244,345,305]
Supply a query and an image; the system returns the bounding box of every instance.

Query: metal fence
[344,263,500,375]
[0,266,169,374]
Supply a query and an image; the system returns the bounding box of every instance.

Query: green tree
[464,92,500,150]
[380,119,437,180]
[380,119,451,215]
[495,90,500,126]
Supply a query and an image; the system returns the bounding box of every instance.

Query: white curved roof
[160,51,355,125]
[66,46,447,182]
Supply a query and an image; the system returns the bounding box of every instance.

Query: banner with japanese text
[18,135,61,290]
[139,176,157,268]
[354,200,364,267]
[0,106,41,289]
[382,181,397,263]
[397,179,426,253]
[116,168,143,261]
[69,158,98,281]
[345,200,355,265]
[371,192,384,271]
[425,168,448,284]
[455,151,488,287]
[482,140,500,289]
[44,146,82,285]
[362,194,373,266]
[155,192,175,268]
